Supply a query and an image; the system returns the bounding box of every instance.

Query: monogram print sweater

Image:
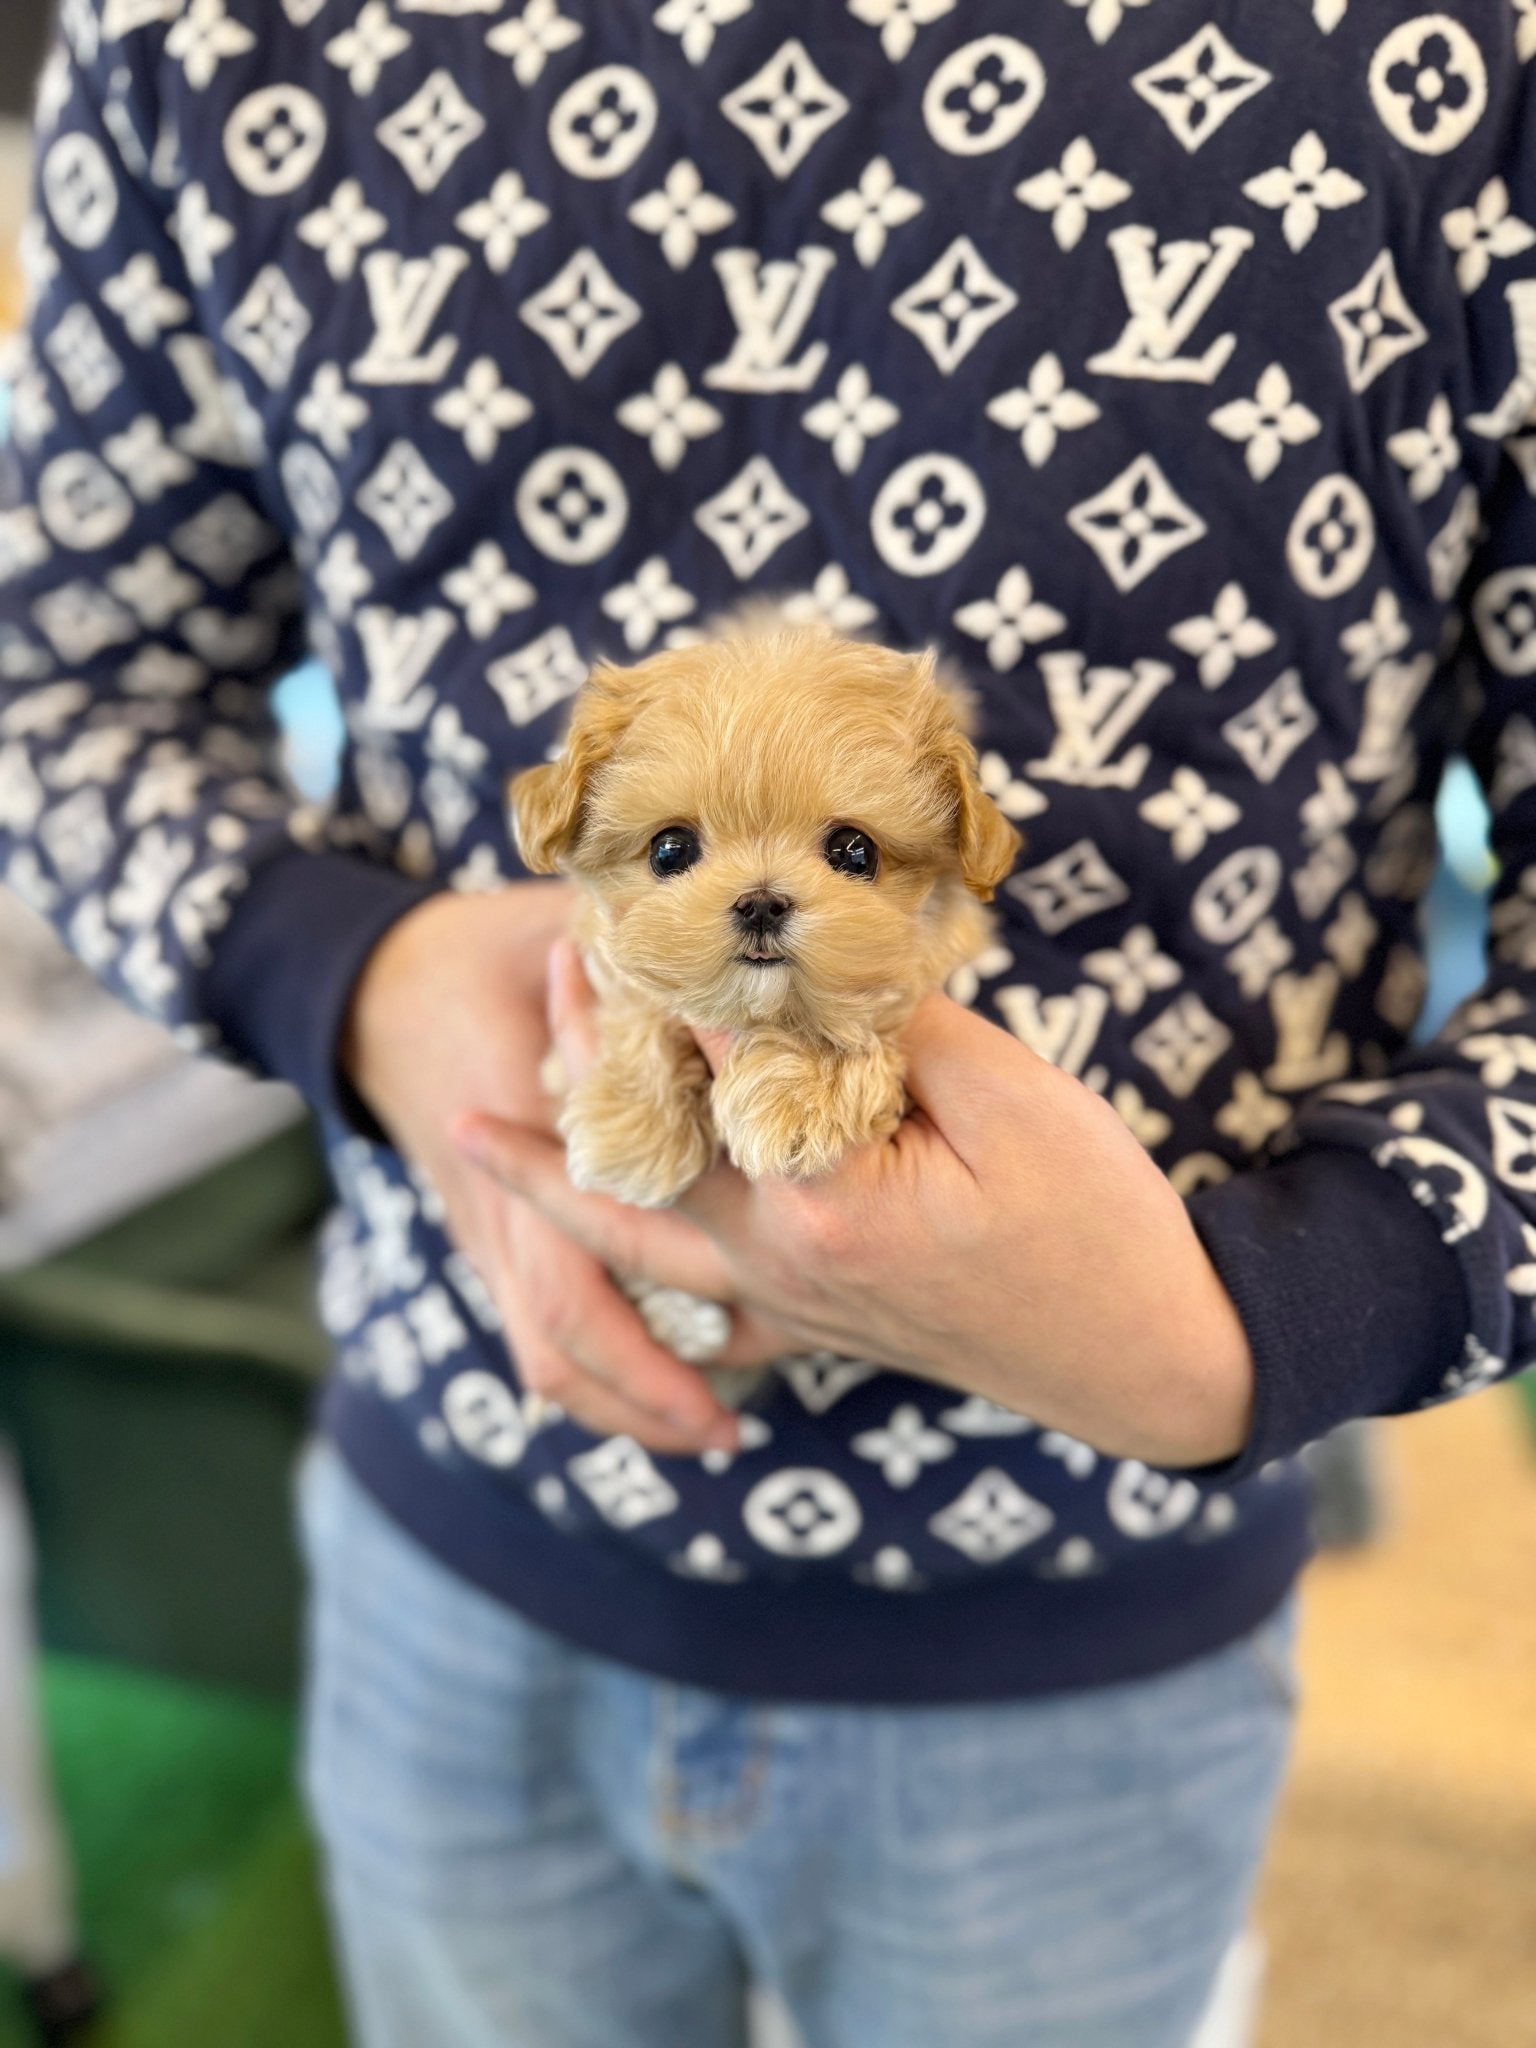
[4,0,1535,1702]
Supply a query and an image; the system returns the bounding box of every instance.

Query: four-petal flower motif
[433,360,533,464]
[484,0,583,87]
[1215,1073,1291,1151]
[802,363,900,475]
[977,750,1048,820]
[1242,131,1365,253]
[1138,767,1241,862]
[1082,925,1182,1015]
[779,563,879,634]
[456,173,550,275]
[1339,589,1411,680]
[847,0,957,65]
[1014,137,1132,252]
[1065,0,1158,44]
[627,160,736,272]
[1168,583,1276,689]
[324,3,411,95]
[297,180,388,283]
[442,542,535,640]
[296,364,370,460]
[1442,177,1536,295]
[615,362,724,471]
[1386,394,1461,503]
[986,354,1101,469]
[165,0,255,90]
[600,555,696,651]
[819,157,925,268]
[851,1405,956,1488]
[953,566,1068,672]
[1209,363,1321,482]
[652,0,752,67]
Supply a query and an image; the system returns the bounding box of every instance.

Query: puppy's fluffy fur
[510,613,1020,1208]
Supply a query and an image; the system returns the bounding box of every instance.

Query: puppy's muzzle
[732,888,793,962]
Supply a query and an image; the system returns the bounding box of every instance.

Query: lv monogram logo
[1030,653,1174,788]
[1466,281,1536,439]
[1087,225,1255,384]
[1264,965,1351,1090]
[704,246,837,392]
[352,248,471,386]
[354,606,456,731]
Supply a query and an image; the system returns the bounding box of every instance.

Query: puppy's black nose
[732,888,793,935]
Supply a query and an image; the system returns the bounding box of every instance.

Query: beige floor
[1257,1386,1536,2047]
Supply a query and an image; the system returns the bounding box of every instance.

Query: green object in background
[0,1656,345,2048]
[1517,1372,1536,1449]
[0,1119,332,1695]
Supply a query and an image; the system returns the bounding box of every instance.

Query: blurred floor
[0,1661,344,2048]
[1258,1386,1536,2048]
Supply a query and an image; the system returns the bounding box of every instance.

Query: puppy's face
[510,623,1020,1034]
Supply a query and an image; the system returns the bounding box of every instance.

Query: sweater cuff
[200,844,437,1129]
[1185,1145,1468,1484]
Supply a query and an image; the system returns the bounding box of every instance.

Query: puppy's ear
[945,730,1022,899]
[911,652,1022,901]
[509,661,638,873]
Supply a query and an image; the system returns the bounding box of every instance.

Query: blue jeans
[297,1440,1296,2048]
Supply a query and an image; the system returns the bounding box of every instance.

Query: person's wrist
[339,890,459,1124]
[1154,1244,1256,1467]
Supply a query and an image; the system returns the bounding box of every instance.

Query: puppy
[509,612,1020,1209]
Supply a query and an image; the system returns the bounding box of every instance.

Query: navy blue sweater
[2,0,1530,1701]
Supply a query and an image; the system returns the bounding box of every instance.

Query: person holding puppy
[3,3,1533,2043]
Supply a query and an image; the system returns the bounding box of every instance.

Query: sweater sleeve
[1188,83,1536,1479]
[0,7,432,1126]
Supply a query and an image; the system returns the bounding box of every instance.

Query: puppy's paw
[712,1039,905,1182]
[561,1070,716,1208]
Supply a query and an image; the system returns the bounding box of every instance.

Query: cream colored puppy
[510,613,1020,1208]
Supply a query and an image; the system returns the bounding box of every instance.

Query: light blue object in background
[273,661,344,801]
[1420,757,1495,1041]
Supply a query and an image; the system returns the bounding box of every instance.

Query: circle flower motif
[1368,16,1487,156]
[870,455,986,578]
[923,37,1044,156]
[945,50,1024,135]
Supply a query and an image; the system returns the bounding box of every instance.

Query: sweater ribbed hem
[322,1373,1313,1707]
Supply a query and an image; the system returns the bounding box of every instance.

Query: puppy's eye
[649,827,701,878]
[824,825,879,880]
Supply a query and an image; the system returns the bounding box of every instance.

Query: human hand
[456,947,1257,1469]
[341,884,744,1455]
